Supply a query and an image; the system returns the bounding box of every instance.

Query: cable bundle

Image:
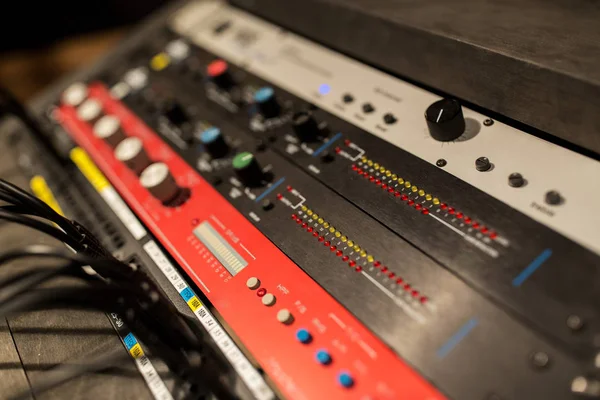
[0,178,239,400]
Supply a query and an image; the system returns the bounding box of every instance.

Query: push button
[315,349,332,365]
[337,371,354,388]
[262,293,276,306]
[246,277,260,290]
[295,328,312,344]
[276,309,294,325]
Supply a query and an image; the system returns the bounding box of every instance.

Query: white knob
[93,116,126,148]
[77,99,103,124]
[140,162,180,203]
[115,137,151,175]
[62,83,88,107]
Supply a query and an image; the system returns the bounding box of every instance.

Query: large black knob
[292,111,320,142]
[233,152,264,187]
[206,59,235,90]
[198,127,229,158]
[425,98,465,141]
[254,87,281,119]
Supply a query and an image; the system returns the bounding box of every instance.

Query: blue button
[315,349,332,365]
[200,127,221,144]
[295,328,312,344]
[254,87,274,103]
[337,371,354,388]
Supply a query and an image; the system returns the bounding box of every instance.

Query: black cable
[0,210,82,250]
[8,344,131,400]
[0,245,136,280]
[0,183,82,239]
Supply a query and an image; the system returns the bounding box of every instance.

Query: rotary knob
[61,82,88,107]
[425,98,466,141]
[77,99,103,124]
[206,59,235,90]
[93,116,126,148]
[199,127,229,158]
[292,111,320,142]
[254,87,281,119]
[115,137,151,175]
[232,152,264,187]
[140,162,181,204]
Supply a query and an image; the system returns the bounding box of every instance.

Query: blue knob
[200,127,221,144]
[254,87,281,118]
[315,349,332,365]
[337,371,354,388]
[254,87,275,103]
[295,328,312,344]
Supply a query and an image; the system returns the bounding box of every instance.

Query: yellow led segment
[367,160,374,167]
[418,189,425,196]
[317,218,324,224]
[307,210,313,216]
[150,53,171,71]
[341,236,347,242]
[313,213,319,220]
[411,186,418,192]
[397,178,404,184]
[360,250,367,257]
[433,198,440,205]
[323,222,330,228]
[391,174,398,180]
[385,171,392,177]
[353,245,361,252]
[361,157,368,163]
[426,194,432,201]
[379,167,386,173]
[347,240,354,247]
[335,231,341,238]
[367,255,374,263]
[404,181,411,188]
[374,163,380,169]
[301,205,308,212]
[329,227,336,233]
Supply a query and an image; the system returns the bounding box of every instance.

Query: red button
[207,60,228,77]
[257,288,267,297]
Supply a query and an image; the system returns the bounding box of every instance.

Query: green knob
[232,152,263,186]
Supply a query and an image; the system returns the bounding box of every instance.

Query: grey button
[262,293,276,306]
[246,277,260,290]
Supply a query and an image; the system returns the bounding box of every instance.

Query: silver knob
[61,82,88,107]
[77,99,103,124]
[115,137,151,175]
[93,115,126,148]
[140,162,180,203]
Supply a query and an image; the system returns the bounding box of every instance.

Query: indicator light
[318,84,331,95]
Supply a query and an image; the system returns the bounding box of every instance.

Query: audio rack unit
[5,0,600,399]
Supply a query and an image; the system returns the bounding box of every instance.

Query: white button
[62,82,88,107]
[262,293,276,306]
[246,277,260,290]
[276,309,293,324]
[124,67,148,90]
[77,99,103,123]
[166,39,190,61]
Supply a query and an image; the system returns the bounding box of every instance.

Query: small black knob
[233,152,264,187]
[254,87,281,119]
[475,157,491,172]
[545,190,563,206]
[198,127,229,158]
[508,173,525,187]
[206,59,235,90]
[425,98,466,141]
[164,100,189,127]
[292,111,320,142]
